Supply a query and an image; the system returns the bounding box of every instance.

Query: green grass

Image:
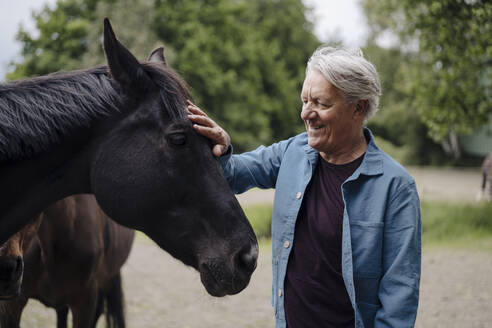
[421,201,492,251]
[243,204,273,240]
[242,201,492,252]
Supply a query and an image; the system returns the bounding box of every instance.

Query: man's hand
[187,100,231,157]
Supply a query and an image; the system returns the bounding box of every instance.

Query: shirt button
[283,240,290,248]
[296,192,302,199]
[278,289,283,297]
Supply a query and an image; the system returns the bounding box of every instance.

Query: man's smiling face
[300,69,361,159]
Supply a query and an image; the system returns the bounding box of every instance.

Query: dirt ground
[21,242,492,328]
[20,167,492,327]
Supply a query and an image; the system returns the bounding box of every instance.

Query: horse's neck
[0,136,95,245]
[0,71,131,245]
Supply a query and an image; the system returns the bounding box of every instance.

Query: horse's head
[0,216,42,299]
[90,19,258,296]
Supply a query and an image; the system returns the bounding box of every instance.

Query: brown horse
[0,194,134,328]
[0,217,41,301]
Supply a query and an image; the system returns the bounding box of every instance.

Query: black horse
[0,19,258,297]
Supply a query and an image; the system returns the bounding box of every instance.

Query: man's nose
[301,106,317,120]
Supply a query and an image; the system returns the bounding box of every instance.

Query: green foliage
[363,0,492,142]
[364,41,448,165]
[422,201,492,251]
[153,0,320,151]
[373,136,409,164]
[243,203,273,240]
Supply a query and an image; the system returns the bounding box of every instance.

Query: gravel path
[19,167,492,327]
[22,240,492,327]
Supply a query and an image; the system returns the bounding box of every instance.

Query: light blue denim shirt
[219,128,421,328]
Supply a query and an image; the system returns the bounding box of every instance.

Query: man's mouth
[307,123,323,131]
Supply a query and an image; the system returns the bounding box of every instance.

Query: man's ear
[354,100,368,120]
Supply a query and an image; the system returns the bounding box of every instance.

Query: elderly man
[188,47,421,328]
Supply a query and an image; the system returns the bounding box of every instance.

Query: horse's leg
[105,273,126,328]
[486,174,492,201]
[56,306,69,328]
[70,285,99,328]
[92,290,105,328]
[0,296,28,328]
[477,172,487,201]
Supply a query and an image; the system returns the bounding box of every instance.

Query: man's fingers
[188,105,205,115]
[192,123,214,137]
[192,123,223,140]
[213,144,226,157]
[188,114,215,128]
[187,103,207,116]
[186,100,230,157]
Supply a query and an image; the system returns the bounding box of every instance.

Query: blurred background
[1,0,491,327]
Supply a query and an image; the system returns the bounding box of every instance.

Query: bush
[373,136,410,165]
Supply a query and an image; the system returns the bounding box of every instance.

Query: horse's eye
[168,133,186,146]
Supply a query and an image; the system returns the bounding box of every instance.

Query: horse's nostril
[235,245,258,274]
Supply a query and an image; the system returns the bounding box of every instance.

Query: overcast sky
[0,0,369,80]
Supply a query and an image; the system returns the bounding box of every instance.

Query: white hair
[306,46,382,120]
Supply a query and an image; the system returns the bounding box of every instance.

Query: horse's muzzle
[199,243,258,297]
[0,256,23,299]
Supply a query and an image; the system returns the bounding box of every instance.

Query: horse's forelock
[141,63,192,120]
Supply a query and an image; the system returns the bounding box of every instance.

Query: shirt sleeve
[374,181,422,328]
[218,138,293,194]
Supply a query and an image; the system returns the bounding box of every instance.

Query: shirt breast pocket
[349,220,384,278]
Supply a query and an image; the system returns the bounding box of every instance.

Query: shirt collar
[356,127,384,177]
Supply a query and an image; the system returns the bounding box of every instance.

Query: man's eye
[168,133,186,145]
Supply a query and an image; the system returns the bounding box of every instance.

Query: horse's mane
[0,63,190,162]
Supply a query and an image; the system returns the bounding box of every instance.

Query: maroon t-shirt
[284,154,364,328]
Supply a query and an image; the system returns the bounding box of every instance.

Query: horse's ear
[147,47,167,66]
[103,18,153,88]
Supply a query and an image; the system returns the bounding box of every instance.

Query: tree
[153,0,320,151]
[362,0,492,144]
[363,39,447,165]
[7,0,114,79]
